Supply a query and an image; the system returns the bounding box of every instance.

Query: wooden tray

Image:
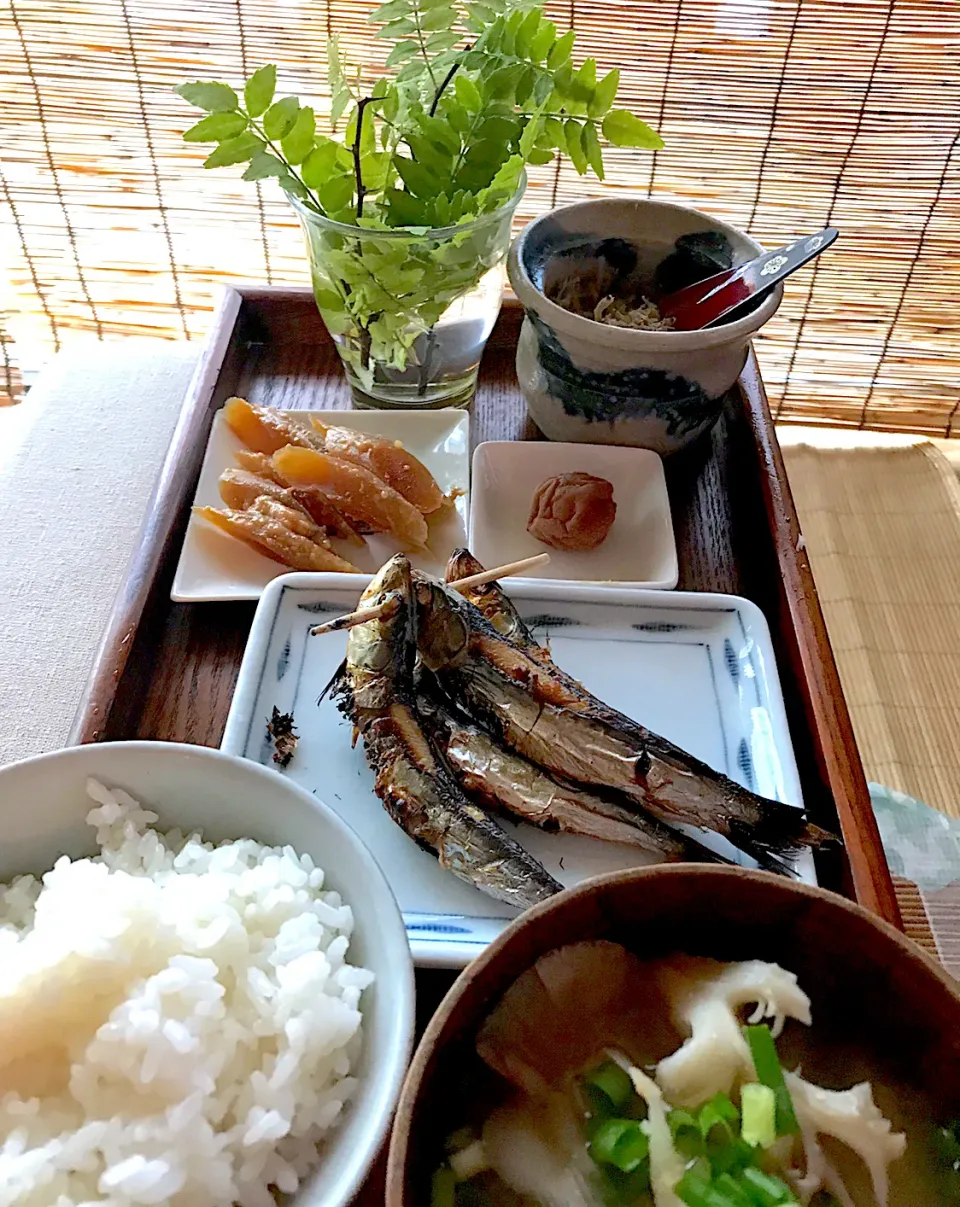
[71,284,898,1202]
[72,283,898,915]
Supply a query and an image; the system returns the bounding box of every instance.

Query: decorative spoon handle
[658,227,839,331]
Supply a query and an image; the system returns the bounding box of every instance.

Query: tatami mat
[781,431,960,968]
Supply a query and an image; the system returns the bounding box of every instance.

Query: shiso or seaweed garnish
[266,706,298,769]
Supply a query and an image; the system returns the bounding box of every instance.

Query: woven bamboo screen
[2,0,958,431]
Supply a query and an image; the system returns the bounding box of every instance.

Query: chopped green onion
[589,1117,650,1172]
[936,1122,960,1169]
[675,1170,719,1207]
[684,1155,714,1183]
[694,1091,749,1173]
[741,1083,777,1149]
[699,1092,739,1144]
[430,1165,456,1207]
[743,1025,800,1136]
[602,1159,652,1203]
[708,1138,755,1176]
[669,1107,704,1158]
[701,1092,739,1128]
[583,1060,635,1111]
[740,1167,798,1206]
[713,1173,756,1207]
[443,1126,476,1154]
[676,1169,743,1207]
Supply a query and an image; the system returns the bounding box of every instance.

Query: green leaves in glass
[602,108,664,148]
[183,112,248,142]
[281,107,316,164]
[203,133,265,169]
[244,65,276,117]
[263,96,300,140]
[589,68,619,117]
[173,0,664,379]
[174,81,238,113]
[175,2,663,218]
[328,36,352,128]
[242,151,287,181]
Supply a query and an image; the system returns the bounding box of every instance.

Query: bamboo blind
[1,0,959,431]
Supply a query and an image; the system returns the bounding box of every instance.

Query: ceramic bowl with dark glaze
[386,865,960,1206]
[507,199,783,454]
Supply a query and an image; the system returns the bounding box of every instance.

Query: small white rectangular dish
[222,573,809,967]
[468,441,678,588]
[171,408,469,602]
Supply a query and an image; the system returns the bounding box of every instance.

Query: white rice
[0,780,373,1207]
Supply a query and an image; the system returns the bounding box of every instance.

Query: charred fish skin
[415,573,833,869]
[418,686,730,865]
[446,548,628,700]
[445,548,541,650]
[335,556,562,910]
[344,695,562,910]
[445,550,829,861]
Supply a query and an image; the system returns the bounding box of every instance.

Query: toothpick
[310,594,399,635]
[309,552,550,636]
[447,552,550,591]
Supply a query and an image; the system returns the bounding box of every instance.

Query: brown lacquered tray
[70,284,898,1201]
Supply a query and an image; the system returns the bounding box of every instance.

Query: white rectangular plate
[171,408,469,602]
[469,441,678,589]
[222,574,810,967]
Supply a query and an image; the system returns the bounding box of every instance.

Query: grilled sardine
[334,556,562,910]
[415,571,833,871]
[419,686,730,864]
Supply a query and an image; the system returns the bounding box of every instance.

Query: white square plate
[222,574,811,967]
[468,441,678,588]
[171,408,470,602]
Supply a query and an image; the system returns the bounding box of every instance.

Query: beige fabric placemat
[783,440,960,814]
[782,436,960,969]
[0,340,199,768]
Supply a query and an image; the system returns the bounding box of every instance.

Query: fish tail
[319,657,349,705]
[727,807,837,871]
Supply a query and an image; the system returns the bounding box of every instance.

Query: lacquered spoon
[657,226,839,331]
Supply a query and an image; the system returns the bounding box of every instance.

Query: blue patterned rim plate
[222,572,810,968]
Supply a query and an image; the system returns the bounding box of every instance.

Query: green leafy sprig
[175,0,661,230]
[174,0,663,390]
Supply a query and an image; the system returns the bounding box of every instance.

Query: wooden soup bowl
[386,866,960,1205]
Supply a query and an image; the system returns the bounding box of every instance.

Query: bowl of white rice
[0,740,415,1207]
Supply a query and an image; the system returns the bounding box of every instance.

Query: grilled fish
[414,572,832,871]
[419,686,730,864]
[447,548,606,697]
[446,549,538,647]
[334,556,562,910]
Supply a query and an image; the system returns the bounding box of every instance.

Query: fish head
[346,555,416,709]
[413,577,471,671]
[444,549,528,643]
[359,552,411,607]
[444,547,484,583]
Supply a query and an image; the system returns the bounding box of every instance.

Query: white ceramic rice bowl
[0,740,415,1207]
